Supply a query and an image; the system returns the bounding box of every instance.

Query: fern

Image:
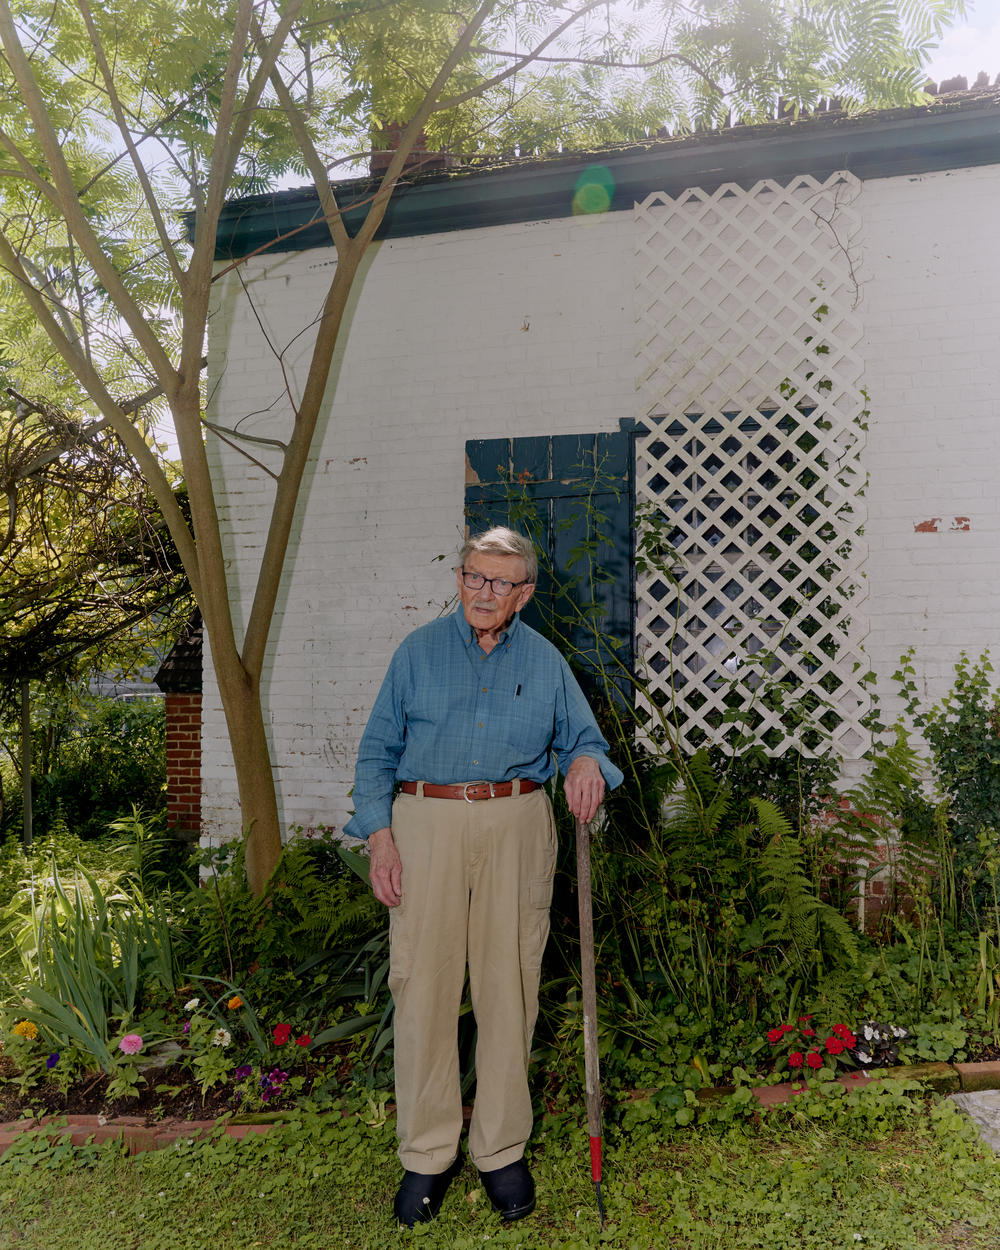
[756,798,858,993]
[828,726,933,921]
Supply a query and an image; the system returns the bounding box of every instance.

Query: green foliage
[0,862,176,1073]
[179,832,383,984]
[897,648,1000,889]
[35,699,167,841]
[2,694,169,843]
[755,799,858,992]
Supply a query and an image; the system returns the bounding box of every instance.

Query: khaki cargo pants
[387,784,557,1174]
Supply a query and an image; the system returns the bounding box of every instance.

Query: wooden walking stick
[575,815,605,1227]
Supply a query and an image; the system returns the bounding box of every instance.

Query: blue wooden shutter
[464,432,633,697]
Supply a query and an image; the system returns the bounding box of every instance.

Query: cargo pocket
[387,899,414,991]
[519,876,554,973]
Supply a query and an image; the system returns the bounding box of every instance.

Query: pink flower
[118,1033,144,1055]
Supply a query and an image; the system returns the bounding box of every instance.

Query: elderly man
[344,527,622,1227]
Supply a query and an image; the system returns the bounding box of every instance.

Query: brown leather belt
[399,780,541,802]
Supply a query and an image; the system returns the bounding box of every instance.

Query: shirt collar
[452,607,521,649]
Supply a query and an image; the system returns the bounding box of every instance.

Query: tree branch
[0,229,198,592]
[253,11,351,256]
[431,0,613,113]
[0,3,178,390]
[73,0,187,290]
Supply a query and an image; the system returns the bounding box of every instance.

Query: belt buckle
[463,782,495,802]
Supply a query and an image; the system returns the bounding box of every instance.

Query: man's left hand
[564,755,605,825]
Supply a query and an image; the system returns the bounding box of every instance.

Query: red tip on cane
[589,1134,602,1183]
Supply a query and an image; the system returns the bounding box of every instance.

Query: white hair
[459,527,538,583]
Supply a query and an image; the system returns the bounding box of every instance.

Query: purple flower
[268,1068,288,1087]
[259,1076,269,1089]
[234,1064,253,1080]
[261,1088,273,1102]
[183,1021,190,1034]
[46,1053,59,1069]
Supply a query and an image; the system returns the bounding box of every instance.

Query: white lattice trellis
[634,173,869,758]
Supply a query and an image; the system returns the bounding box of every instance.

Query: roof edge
[212,94,1000,260]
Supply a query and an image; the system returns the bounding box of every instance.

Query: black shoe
[393,1153,463,1227]
[479,1158,536,1221]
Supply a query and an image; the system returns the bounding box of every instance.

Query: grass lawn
[1,1091,999,1249]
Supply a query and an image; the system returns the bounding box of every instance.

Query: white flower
[857,1049,872,1064]
[854,1234,864,1241]
[212,1028,232,1048]
[863,1025,874,1041]
[891,1025,905,1038]
[184,998,201,1012]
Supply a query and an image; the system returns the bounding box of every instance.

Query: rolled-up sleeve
[344,649,409,840]
[552,659,624,790]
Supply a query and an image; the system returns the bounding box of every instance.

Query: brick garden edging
[721,1059,1000,1108]
[4,1061,1000,1156]
[0,1113,279,1156]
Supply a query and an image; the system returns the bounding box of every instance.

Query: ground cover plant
[2,1086,1000,1249]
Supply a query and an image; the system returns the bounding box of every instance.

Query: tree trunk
[211,651,283,896]
[20,677,32,849]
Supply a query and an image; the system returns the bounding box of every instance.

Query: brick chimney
[370,122,461,177]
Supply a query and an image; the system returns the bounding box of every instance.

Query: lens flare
[572,165,615,215]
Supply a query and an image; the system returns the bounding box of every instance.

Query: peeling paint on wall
[912,517,972,533]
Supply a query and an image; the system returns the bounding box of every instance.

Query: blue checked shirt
[344,609,624,840]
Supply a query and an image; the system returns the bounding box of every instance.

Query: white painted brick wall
[858,164,1000,727]
[202,163,1000,843]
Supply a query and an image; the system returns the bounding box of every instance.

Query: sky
[924,0,1000,85]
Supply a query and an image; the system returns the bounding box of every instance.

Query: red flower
[767,1027,786,1044]
[825,1037,845,1055]
[788,1051,804,1068]
[832,1023,856,1045]
[294,1033,312,1047]
[797,1015,814,1022]
[801,1028,816,1038]
[272,1023,292,1046]
[805,1051,823,1069]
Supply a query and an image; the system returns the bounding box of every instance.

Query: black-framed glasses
[460,569,531,598]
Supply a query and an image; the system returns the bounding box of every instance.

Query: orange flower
[227,995,243,1010]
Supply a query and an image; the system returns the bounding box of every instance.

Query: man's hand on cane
[564,755,605,825]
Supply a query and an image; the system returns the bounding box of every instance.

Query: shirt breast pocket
[505,690,555,760]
